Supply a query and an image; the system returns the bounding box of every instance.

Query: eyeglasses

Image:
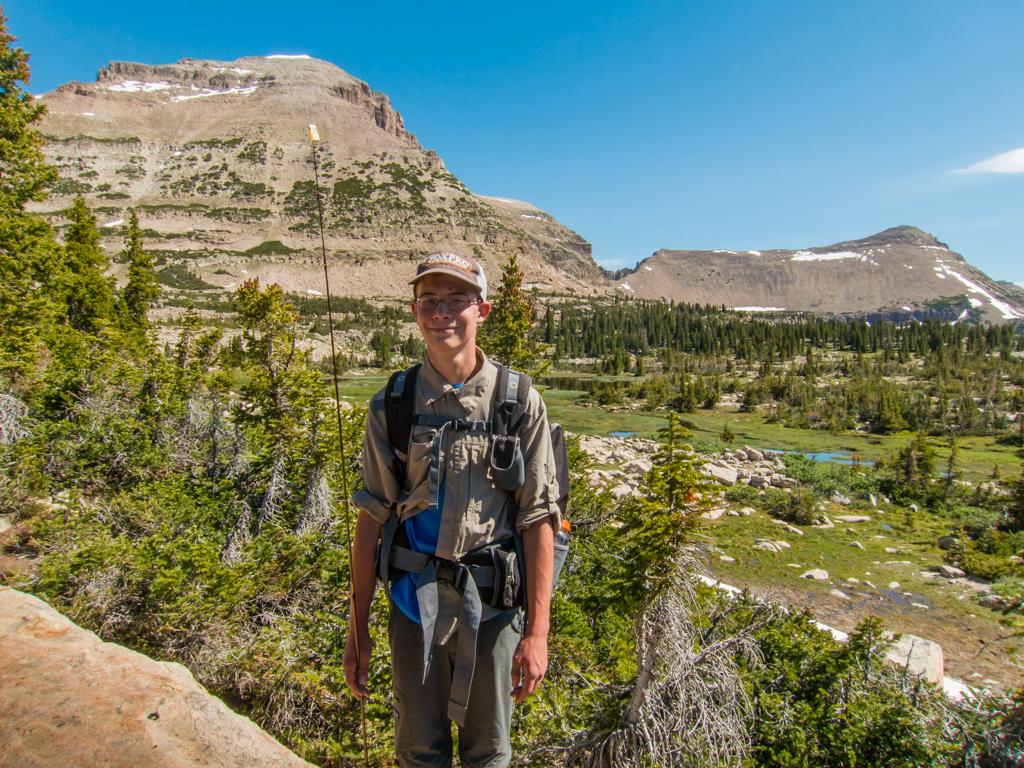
[413,297,481,313]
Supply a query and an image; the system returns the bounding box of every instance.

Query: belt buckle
[435,559,469,590]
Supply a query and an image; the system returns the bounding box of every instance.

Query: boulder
[739,507,756,516]
[771,475,798,489]
[785,525,804,536]
[940,565,966,579]
[743,446,764,461]
[753,540,781,553]
[849,541,866,551]
[700,507,728,521]
[748,475,767,489]
[883,633,944,685]
[800,569,829,581]
[0,587,314,768]
[829,491,852,505]
[834,515,871,523]
[884,547,899,555]
[937,537,958,551]
[705,465,738,487]
[978,594,1006,610]
[719,555,736,563]
[775,541,791,549]
[888,582,900,590]
[829,589,850,600]
[610,484,634,501]
[625,459,653,475]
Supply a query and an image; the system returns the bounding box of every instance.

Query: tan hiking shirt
[353,349,560,561]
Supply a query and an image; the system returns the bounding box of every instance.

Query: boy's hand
[510,633,547,703]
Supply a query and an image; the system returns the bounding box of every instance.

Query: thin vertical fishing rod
[308,123,370,768]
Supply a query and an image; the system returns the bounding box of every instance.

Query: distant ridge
[612,226,1024,324]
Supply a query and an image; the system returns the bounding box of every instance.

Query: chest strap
[416,415,490,509]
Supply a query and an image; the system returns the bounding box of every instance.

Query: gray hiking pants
[389,603,519,768]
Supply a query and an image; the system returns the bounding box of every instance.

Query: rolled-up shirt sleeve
[514,388,561,533]
[352,394,400,525]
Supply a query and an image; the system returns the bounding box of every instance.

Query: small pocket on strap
[490,435,525,490]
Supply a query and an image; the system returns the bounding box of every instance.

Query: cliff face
[613,226,1024,324]
[33,55,604,297]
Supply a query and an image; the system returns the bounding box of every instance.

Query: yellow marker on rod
[308,123,320,142]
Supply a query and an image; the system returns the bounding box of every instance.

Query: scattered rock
[883,633,944,684]
[849,541,866,551]
[829,491,851,505]
[830,589,850,600]
[748,475,767,489]
[0,516,11,535]
[744,446,764,461]
[911,603,929,610]
[704,464,738,487]
[727,510,740,517]
[835,515,871,523]
[1009,555,1022,564]
[772,476,799,489]
[0,587,315,768]
[847,577,860,584]
[609,484,634,501]
[753,540,781,553]
[719,555,736,563]
[867,493,878,507]
[625,459,653,475]
[739,507,756,516]
[940,565,966,579]
[800,569,829,581]
[977,594,1006,610]
[770,519,788,526]
[775,541,791,549]
[786,563,802,568]
[701,507,728,521]
[888,582,900,590]
[785,525,804,536]
[937,537,958,551]
[885,547,899,555]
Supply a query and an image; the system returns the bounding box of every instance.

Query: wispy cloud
[952,146,1024,174]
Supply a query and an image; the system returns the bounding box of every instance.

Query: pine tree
[120,209,159,330]
[0,12,62,384]
[479,254,535,369]
[61,196,116,332]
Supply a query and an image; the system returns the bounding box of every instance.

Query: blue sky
[11,0,1024,281]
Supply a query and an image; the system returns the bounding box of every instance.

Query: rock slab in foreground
[0,587,314,768]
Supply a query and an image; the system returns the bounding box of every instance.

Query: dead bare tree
[565,569,774,768]
[296,464,334,536]
[0,392,29,444]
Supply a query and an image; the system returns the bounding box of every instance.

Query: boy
[344,250,560,767]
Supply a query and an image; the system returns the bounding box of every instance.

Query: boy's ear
[476,301,491,321]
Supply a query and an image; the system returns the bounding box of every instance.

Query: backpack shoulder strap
[384,363,420,461]
[490,362,532,436]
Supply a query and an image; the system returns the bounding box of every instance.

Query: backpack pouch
[490,434,525,490]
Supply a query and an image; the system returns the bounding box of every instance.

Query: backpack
[380,360,570,598]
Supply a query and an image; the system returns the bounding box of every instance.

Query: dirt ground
[0,516,42,587]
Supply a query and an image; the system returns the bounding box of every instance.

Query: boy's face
[412,273,491,357]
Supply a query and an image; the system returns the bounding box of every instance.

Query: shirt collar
[419,348,496,417]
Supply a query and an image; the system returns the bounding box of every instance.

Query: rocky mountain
[32,56,603,297]
[612,226,1024,324]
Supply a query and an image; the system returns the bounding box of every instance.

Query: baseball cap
[409,250,487,301]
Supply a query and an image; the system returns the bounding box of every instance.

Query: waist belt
[377,515,507,728]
